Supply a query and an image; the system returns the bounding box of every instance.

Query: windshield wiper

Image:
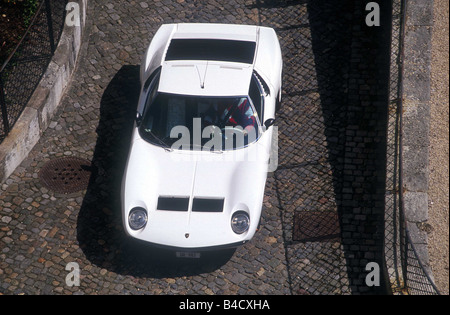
[144,129,173,152]
[199,143,223,153]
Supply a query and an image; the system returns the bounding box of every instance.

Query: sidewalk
[428,0,449,295]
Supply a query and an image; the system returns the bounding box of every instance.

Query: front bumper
[128,238,248,252]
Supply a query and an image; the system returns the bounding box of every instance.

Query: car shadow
[307,0,392,294]
[252,0,392,294]
[76,65,235,279]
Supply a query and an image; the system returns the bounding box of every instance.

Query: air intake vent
[157,196,190,211]
[192,198,224,212]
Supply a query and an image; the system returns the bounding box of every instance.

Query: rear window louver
[165,39,256,64]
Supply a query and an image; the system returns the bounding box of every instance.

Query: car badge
[185,233,190,239]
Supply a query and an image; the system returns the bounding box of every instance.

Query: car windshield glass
[139,93,260,151]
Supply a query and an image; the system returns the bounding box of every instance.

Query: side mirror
[136,112,143,127]
[264,118,276,129]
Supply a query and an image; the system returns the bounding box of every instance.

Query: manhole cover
[39,157,92,194]
[293,211,341,242]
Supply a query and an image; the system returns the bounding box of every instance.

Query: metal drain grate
[293,211,341,242]
[39,157,92,194]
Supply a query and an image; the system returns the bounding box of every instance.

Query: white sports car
[121,23,283,254]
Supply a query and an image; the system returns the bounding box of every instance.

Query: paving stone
[0,0,397,296]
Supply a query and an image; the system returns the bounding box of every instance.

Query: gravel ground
[428,0,449,295]
[0,0,438,295]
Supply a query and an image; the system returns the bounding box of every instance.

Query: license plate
[176,251,201,259]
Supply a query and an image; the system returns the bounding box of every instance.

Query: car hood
[121,129,271,248]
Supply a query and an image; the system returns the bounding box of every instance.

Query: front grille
[192,198,224,212]
[157,196,225,212]
[157,196,190,211]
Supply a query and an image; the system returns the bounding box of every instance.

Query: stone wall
[0,0,88,184]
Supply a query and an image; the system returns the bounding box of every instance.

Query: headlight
[128,207,148,230]
[231,211,250,234]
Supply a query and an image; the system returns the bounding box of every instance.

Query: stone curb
[402,0,434,276]
[0,0,88,184]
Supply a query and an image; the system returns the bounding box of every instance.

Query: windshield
[139,93,261,151]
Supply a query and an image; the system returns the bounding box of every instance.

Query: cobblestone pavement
[0,0,392,295]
